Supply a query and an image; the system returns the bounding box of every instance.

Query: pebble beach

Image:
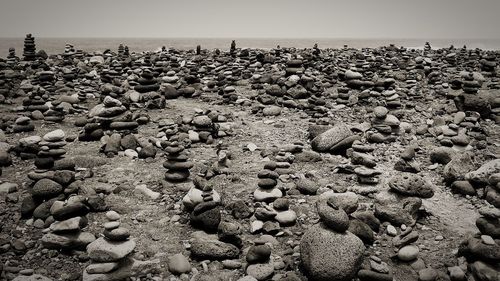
[0,34,499,281]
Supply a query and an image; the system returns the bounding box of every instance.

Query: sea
[1,37,500,58]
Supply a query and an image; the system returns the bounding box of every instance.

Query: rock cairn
[23,34,36,61]
[254,161,282,202]
[83,211,136,280]
[163,141,193,184]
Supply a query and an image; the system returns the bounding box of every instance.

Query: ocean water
[1,37,500,58]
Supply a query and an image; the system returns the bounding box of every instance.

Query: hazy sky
[0,0,499,38]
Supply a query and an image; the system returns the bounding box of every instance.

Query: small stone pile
[183,176,221,210]
[347,141,381,184]
[83,211,137,280]
[10,116,35,133]
[191,114,215,144]
[6,47,19,65]
[101,132,157,159]
[274,150,295,175]
[38,129,67,159]
[41,198,94,251]
[134,68,160,93]
[23,34,36,61]
[285,58,304,76]
[88,96,139,132]
[64,43,75,56]
[163,141,193,184]
[254,161,282,202]
[189,184,222,233]
[157,118,179,141]
[367,106,400,143]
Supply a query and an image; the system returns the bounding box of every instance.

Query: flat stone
[87,237,136,262]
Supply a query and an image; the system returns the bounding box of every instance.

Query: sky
[0,0,499,39]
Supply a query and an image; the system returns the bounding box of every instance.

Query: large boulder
[388,173,434,198]
[443,151,476,184]
[300,225,365,281]
[466,159,500,185]
[311,124,354,153]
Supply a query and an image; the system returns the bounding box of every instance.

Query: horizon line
[1,36,499,40]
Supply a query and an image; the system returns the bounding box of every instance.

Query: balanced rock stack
[300,196,365,281]
[344,69,364,89]
[7,47,19,64]
[83,211,137,280]
[158,119,179,141]
[183,176,221,210]
[38,129,67,160]
[23,34,36,61]
[88,96,139,132]
[134,68,160,93]
[274,150,295,175]
[191,114,215,144]
[40,198,95,251]
[11,116,35,133]
[163,141,193,183]
[285,58,304,76]
[189,180,222,232]
[348,141,382,184]
[64,43,75,56]
[254,161,283,202]
[367,106,400,143]
[336,87,352,105]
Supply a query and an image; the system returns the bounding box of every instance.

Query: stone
[86,262,120,274]
[317,199,350,232]
[246,244,271,264]
[254,187,282,202]
[12,275,52,281]
[388,173,434,198]
[311,124,354,153]
[43,129,65,142]
[358,270,393,281]
[0,182,18,194]
[443,151,476,183]
[190,239,240,260]
[103,227,130,241]
[447,266,466,281]
[451,181,476,196]
[41,232,95,250]
[246,263,275,281]
[50,216,87,233]
[398,245,419,261]
[86,237,136,262]
[275,210,297,226]
[466,159,500,185]
[419,268,438,281]
[32,178,63,199]
[300,225,365,281]
[168,253,192,275]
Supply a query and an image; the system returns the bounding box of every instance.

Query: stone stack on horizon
[23,34,36,61]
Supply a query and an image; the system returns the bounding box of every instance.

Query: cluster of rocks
[100,132,157,159]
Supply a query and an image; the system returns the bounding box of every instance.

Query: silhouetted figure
[196,45,201,55]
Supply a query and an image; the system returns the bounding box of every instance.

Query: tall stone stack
[38,129,67,160]
[253,161,283,202]
[163,141,193,184]
[84,211,137,280]
[117,44,125,57]
[23,34,36,61]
